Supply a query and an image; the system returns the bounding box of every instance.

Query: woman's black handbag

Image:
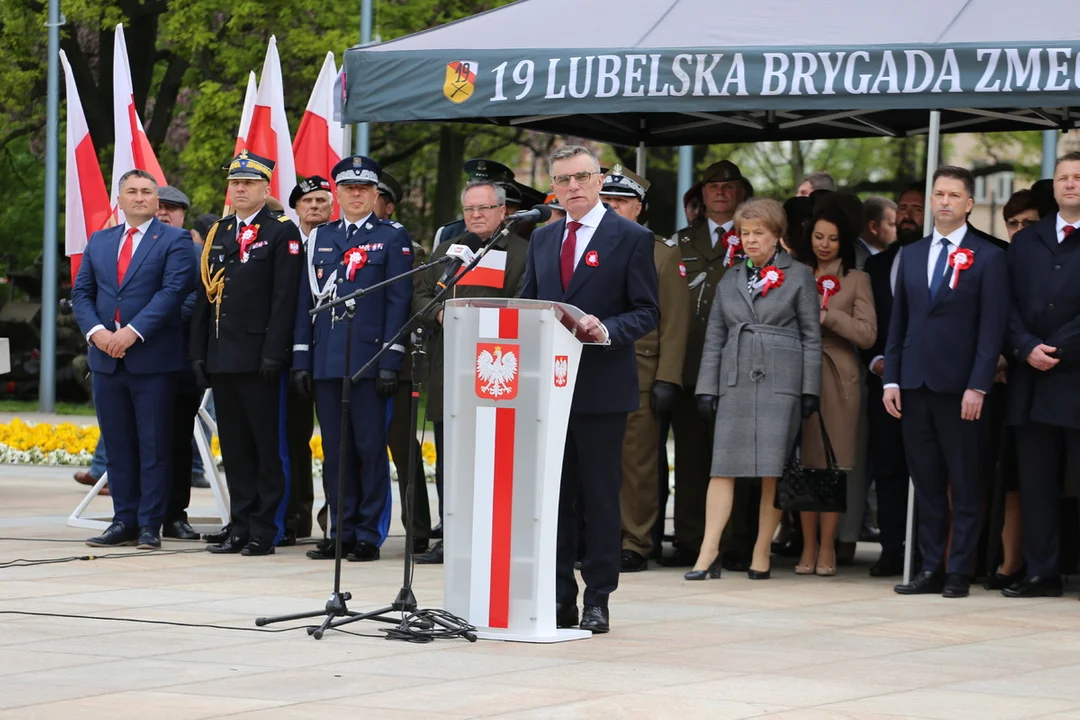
[775,413,847,513]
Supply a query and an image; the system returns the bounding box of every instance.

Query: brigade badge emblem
[444,61,478,104]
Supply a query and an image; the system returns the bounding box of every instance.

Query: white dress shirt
[237,211,260,228]
[707,218,735,248]
[1057,213,1079,243]
[341,212,375,237]
[857,236,882,257]
[85,218,153,343]
[927,225,967,286]
[562,201,611,343]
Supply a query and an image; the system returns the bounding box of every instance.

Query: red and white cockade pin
[238,225,259,263]
[585,250,599,267]
[344,247,367,281]
[817,275,841,309]
[754,265,785,297]
[721,229,741,267]
[947,248,974,289]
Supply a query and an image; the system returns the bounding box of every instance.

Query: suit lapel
[101,225,123,290]
[733,262,756,317]
[120,218,160,290]
[543,218,565,293]
[1036,215,1061,254]
[220,217,240,256]
[564,210,618,301]
[930,234,970,310]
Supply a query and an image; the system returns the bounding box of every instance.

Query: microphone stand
[256,216,525,640]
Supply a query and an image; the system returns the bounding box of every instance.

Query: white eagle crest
[476,345,518,397]
[554,357,568,386]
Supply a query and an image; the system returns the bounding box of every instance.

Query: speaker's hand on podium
[291,370,313,400]
[579,314,608,343]
[377,369,399,399]
[650,380,679,420]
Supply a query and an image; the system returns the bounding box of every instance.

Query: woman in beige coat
[796,206,877,576]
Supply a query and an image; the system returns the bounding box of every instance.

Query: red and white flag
[293,52,343,219]
[60,50,111,285]
[457,250,508,288]
[109,24,166,225]
[247,36,297,221]
[234,71,257,156]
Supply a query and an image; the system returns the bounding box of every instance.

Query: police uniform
[190,150,304,555]
[378,171,434,551]
[599,168,690,570]
[292,155,413,562]
[432,158,516,248]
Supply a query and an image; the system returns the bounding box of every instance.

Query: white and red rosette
[238,224,259,262]
[585,250,599,267]
[344,247,367,281]
[721,229,741,267]
[817,275,841,309]
[947,247,974,289]
[755,265,785,297]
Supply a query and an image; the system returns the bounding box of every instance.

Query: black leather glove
[259,358,283,383]
[801,393,820,419]
[191,360,211,390]
[291,370,313,400]
[376,368,399,399]
[695,393,719,420]
[650,380,679,420]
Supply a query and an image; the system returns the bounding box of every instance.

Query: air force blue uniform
[293,213,414,548]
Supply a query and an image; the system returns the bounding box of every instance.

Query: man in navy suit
[521,145,659,633]
[72,169,197,549]
[1001,152,1080,599]
[884,166,1008,598]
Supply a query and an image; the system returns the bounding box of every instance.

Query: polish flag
[247,36,297,222]
[224,71,258,212]
[109,24,166,226]
[293,52,343,219]
[60,51,111,285]
[457,250,508,289]
[469,307,520,629]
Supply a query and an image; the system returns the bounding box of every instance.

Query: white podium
[442,298,606,643]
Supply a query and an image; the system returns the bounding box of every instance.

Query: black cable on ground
[380,608,477,644]
[0,610,383,638]
[0,547,208,568]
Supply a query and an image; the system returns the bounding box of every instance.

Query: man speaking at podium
[522,145,659,633]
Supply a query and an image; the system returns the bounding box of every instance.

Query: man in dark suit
[1001,152,1080,598]
[521,145,659,633]
[884,166,1009,598]
[72,169,196,549]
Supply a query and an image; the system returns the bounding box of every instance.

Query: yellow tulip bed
[2,418,438,481]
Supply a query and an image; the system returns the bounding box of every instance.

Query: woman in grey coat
[687,198,822,581]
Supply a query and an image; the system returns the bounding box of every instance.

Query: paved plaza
[3,465,1080,719]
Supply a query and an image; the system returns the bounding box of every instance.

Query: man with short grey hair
[797,171,837,197]
[856,196,898,270]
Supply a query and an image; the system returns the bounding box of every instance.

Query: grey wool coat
[696,251,823,478]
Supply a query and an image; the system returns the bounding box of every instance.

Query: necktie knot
[1065,225,1075,238]
[567,221,583,233]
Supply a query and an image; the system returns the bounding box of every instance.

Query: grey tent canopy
[341,0,1080,145]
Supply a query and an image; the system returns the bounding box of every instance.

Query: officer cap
[157,185,190,209]
[463,158,514,182]
[378,171,403,205]
[332,155,382,186]
[500,181,523,206]
[513,181,546,210]
[543,192,564,211]
[601,164,650,200]
[288,175,332,209]
[701,160,744,185]
[227,149,275,181]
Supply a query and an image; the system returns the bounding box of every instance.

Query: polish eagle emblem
[475,343,519,400]
[554,355,569,388]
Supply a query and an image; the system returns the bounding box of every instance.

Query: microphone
[505,205,553,224]
[436,233,482,289]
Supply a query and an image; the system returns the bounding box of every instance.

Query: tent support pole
[635,142,646,176]
[904,109,941,586]
[676,145,693,229]
[354,0,372,155]
[1042,130,1058,179]
[39,0,61,412]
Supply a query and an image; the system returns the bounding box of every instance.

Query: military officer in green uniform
[432,158,517,249]
[599,166,690,572]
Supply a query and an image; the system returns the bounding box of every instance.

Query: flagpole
[354,0,372,156]
[40,0,62,412]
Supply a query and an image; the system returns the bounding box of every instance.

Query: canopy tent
[341,0,1080,145]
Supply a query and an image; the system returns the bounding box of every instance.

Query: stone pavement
[3,466,1080,720]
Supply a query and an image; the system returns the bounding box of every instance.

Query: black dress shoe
[163,519,200,540]
[870,551,906,578]
[894,569,945,595]
[241,537,275,556]
[306,539,351,560]
[620,550,648,573]
[202,524,233,544]
[1002,575,1064,598]
[431,522,443,539]
[684,555,722,581]
[207,534,249,554]
[191,473,211,489]
[347,540,380,562]
[136,527,161,550]
[579,605,610,633]
[859,524,881,543]
[942,573,970,598]
[555,603,579,629]
[412,537,430,555]
[277,529,297,547]
[747,568,771,580]
[985,569,1026,591]
[772,530,804,557]
[86,521,138,547]
[415,541,444,565]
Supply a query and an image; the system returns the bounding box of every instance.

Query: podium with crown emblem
[441,297,606,642]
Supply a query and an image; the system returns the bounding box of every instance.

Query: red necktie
[115,227,136,322]
[1065,225,1075,238]
[560,221,582,292]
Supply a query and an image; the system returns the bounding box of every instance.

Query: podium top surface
[444,298,609,345]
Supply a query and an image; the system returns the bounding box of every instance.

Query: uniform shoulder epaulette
[214,214,235,227]
[663,236,677,247]
[276,214,293,223]
[381,218,404,230]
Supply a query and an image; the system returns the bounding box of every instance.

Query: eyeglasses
[1005,218,1037,230]
[552,171,601,187]
[462,204,503,214]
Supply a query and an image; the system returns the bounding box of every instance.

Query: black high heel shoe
[684,556,723,581]
[747,567,771,580]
